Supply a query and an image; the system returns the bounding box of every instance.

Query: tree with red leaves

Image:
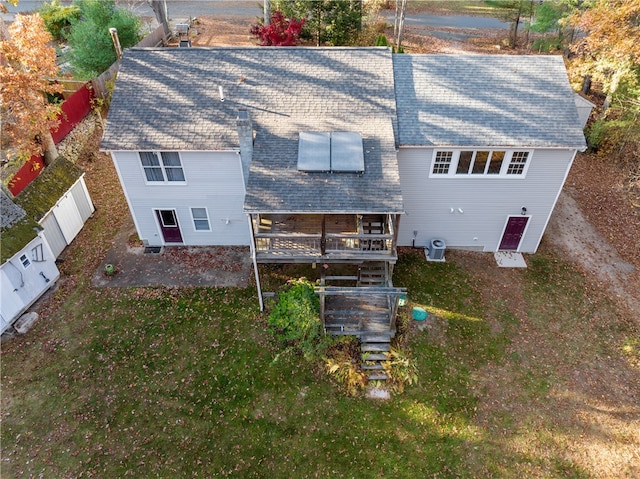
[250,10,305,46]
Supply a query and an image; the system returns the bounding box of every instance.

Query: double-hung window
[140,152,185,183]
[191,208,211,231]
[431,150,530,177]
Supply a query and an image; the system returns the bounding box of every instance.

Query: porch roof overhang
[244,117,404,215]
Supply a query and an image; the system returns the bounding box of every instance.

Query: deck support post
[247,215,264,311]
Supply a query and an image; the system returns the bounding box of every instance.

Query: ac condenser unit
[426,238,446,262]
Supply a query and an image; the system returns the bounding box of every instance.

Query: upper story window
[430,149,531,178]
[140,152,185,183]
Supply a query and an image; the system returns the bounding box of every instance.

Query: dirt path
[547,191,640,317]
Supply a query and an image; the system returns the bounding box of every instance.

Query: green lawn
[1,247,636,478]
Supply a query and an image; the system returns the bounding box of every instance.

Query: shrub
[66,0,141,78]
[381,348,418,394]
[39,0,81,42]
[268,278,322,360]
[325,336,366,396]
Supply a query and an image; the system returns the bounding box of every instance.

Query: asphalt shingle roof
[393,54,587,149]
[101,47,404,214]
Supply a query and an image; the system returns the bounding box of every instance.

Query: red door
[499,216,529,250]
[156,209,183,243]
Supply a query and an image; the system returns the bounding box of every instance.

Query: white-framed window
[506,151,530,175]
[140,152,186,183]
[430,149,531,177]
[191,207,211,231]
[19,254,31,268]
[31,244,45,262]
[432,151,453,174]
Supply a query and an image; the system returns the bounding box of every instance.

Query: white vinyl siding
[112,151,250,246]
[398,147,576,253]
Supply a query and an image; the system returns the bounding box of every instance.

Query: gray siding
[40,214,67,258]
[70,177,95,222]
[112,151,250,246]
[397,148,575,253]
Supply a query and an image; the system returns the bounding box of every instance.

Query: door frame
[154,209,183,244]
[497,215,530,252]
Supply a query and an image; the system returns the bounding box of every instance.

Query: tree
[66,0,141,78]
[571,0,640,114]
[0,14,62,166]
[250,10,305,46]
[271,0,362,46]
[486,0,537,48]
[39,0,81,42]
[148,0,170,37]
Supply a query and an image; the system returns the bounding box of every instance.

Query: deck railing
[325,233,393,253]
[254,233,322,257]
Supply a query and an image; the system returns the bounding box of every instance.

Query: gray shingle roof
[393,54,587,149]
[102,47,404,214]
[1,189,26,228]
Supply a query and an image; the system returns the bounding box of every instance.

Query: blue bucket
[412,307,427,321]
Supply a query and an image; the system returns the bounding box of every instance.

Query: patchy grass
[2,246,638,477]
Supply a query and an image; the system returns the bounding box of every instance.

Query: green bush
[586,118,608,150]
[268,278,322,360]
[531,36,564,53]
[66,0,141,78]
[39,0,81,42]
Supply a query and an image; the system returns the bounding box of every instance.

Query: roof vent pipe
[219,86,225,102]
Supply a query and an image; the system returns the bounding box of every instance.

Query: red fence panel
[50,82,95,144]
[7,155,45,196]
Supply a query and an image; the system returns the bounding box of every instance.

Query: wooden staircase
[361,333,391,382]
[360,215,385,251]
[357,262,389,287]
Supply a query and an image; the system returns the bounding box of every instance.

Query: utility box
[426,238,446,262]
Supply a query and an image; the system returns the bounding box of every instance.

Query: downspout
[247,214,264,311]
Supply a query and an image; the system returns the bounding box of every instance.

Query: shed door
[156,210,183,243]
[499,216,529,251]
[53,193,84,243]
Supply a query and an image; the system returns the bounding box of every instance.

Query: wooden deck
[252,214,397,263]
[317,286,405,338]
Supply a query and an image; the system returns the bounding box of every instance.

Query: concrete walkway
[92,218,252,288]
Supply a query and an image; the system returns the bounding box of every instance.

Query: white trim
[496,215,531,252]
[190,207,211,232]
[139,151,187,185]
[429,149,533,178]
[153,208,183,245]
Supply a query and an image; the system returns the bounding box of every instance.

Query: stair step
[362,363,384,371]
[362,353,388,361]
[360,334,392,343]
[361,342,391,352]
[367,373,388,381]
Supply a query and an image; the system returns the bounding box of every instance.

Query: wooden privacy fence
[8,25,170,195]
[8,82,94,195]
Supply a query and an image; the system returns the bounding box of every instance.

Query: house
[100,47,587,338]
[1,157,94,335]
[393,54,588,253]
